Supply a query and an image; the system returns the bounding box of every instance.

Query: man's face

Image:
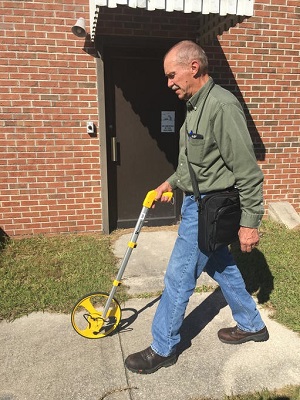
[164,54,193,101]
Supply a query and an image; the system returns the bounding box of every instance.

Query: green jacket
[167,77,264,228]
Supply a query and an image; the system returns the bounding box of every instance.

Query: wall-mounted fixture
[87,121,95,135]
[71,17,100,58]
[72,17,87,38]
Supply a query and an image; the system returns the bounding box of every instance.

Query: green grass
[195,385,300,400]
[0,220,299,332]
[0,234,126,321]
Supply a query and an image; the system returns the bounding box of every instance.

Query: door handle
[111,137,117,162]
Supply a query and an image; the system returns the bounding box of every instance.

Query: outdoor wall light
[71,17,101,59]
[72,17,87,38]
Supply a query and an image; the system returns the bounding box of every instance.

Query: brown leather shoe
[125,346,177,374]
[218,325,269,344]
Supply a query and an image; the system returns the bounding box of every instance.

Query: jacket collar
[186,77,214,111]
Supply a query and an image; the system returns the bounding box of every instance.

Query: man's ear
[191,60,201,77]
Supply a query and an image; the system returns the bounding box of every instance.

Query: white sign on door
[161,111,175,133]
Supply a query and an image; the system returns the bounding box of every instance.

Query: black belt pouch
[198,188,241,253]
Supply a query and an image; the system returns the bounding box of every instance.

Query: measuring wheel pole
[102,190,162,319]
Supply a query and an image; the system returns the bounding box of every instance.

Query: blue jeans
[151,195,265,357]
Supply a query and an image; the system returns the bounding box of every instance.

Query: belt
[184,192,194,196]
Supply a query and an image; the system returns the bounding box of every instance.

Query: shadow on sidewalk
[117,288,228,357]
[117,296,161,335]
[178,288,227,355]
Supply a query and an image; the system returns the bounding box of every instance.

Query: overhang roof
[89,0,254,40]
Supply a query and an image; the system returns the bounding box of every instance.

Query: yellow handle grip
[143,190,173,208]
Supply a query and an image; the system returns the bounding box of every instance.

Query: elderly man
[125,40,268,374]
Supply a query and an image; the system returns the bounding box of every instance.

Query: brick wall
[0,0,101,236]
[1,0,299,237]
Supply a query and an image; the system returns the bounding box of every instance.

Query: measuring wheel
[71,292,122,339]
[71,190,173,339]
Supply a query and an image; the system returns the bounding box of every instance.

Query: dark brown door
[104,44,184,230]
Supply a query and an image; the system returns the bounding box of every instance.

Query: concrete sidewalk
[0,229,300,400]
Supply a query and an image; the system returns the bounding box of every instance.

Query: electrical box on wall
[87,121,94,134]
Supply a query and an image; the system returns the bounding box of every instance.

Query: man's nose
[167,78,173,88]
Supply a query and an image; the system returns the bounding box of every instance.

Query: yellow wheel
[71,292,122,339]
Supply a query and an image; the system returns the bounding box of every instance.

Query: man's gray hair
[165,40,208,74]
